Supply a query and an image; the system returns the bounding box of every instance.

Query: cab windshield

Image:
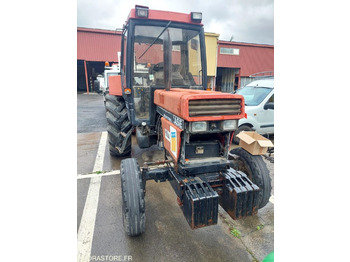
[236,86,272,106]
[132,24,203,120]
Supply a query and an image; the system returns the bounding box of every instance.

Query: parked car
[233,78,274,144]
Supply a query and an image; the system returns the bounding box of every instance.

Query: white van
[233,78,274,144]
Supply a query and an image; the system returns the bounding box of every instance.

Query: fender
[108,75,123,96]
[238,113,259,132]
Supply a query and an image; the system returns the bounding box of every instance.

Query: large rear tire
[229,147,271,209]
[105,94,132,157]
[120,158,145,236]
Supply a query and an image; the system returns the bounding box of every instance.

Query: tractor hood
[154,88,245,122]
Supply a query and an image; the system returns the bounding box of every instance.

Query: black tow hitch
[143,163,260,229]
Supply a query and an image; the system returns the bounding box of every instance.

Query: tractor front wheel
[229,147,271,209]
[233,125,253,145]
[120,158,145,236]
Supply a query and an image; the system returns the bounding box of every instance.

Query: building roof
[217,40,274,77]
[77,27,122,62]
[218,40,273,48]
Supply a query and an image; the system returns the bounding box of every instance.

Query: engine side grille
[188,99,242,117]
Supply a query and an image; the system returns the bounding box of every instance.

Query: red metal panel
[77,28,122,62]
[217,41,274,77]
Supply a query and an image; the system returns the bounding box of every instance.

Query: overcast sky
[77,0,274,45]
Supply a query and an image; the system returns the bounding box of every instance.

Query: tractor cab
[119,5,207,126]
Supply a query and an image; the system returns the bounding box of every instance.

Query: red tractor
[104,5,271,236]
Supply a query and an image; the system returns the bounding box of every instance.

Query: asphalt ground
[77,93,274,262]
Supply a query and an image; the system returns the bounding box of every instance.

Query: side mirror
[264,102,274,110]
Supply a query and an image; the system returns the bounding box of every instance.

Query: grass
[256,224,265,231]
[230,227,241,238]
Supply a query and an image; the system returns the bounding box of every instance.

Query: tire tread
[104,94,131,157]
[121,158,145,236]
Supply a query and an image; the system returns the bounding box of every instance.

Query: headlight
[135,5,149,18]
[222,120,238,131]
[191,12,202,23]
[190,121,207,133]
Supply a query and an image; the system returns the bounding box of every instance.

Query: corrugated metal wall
[217,41,274,77]
[77,28,122,62]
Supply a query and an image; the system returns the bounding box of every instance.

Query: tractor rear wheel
[229,147,271,209]
[105,94,132,157]
[120,158,145,236]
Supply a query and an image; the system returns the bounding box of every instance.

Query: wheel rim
[228,154,253,181]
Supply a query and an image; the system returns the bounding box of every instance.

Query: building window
[172,45,180,51]
[220,47,239,55]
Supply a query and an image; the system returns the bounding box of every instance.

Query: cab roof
[127,7,203,26]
